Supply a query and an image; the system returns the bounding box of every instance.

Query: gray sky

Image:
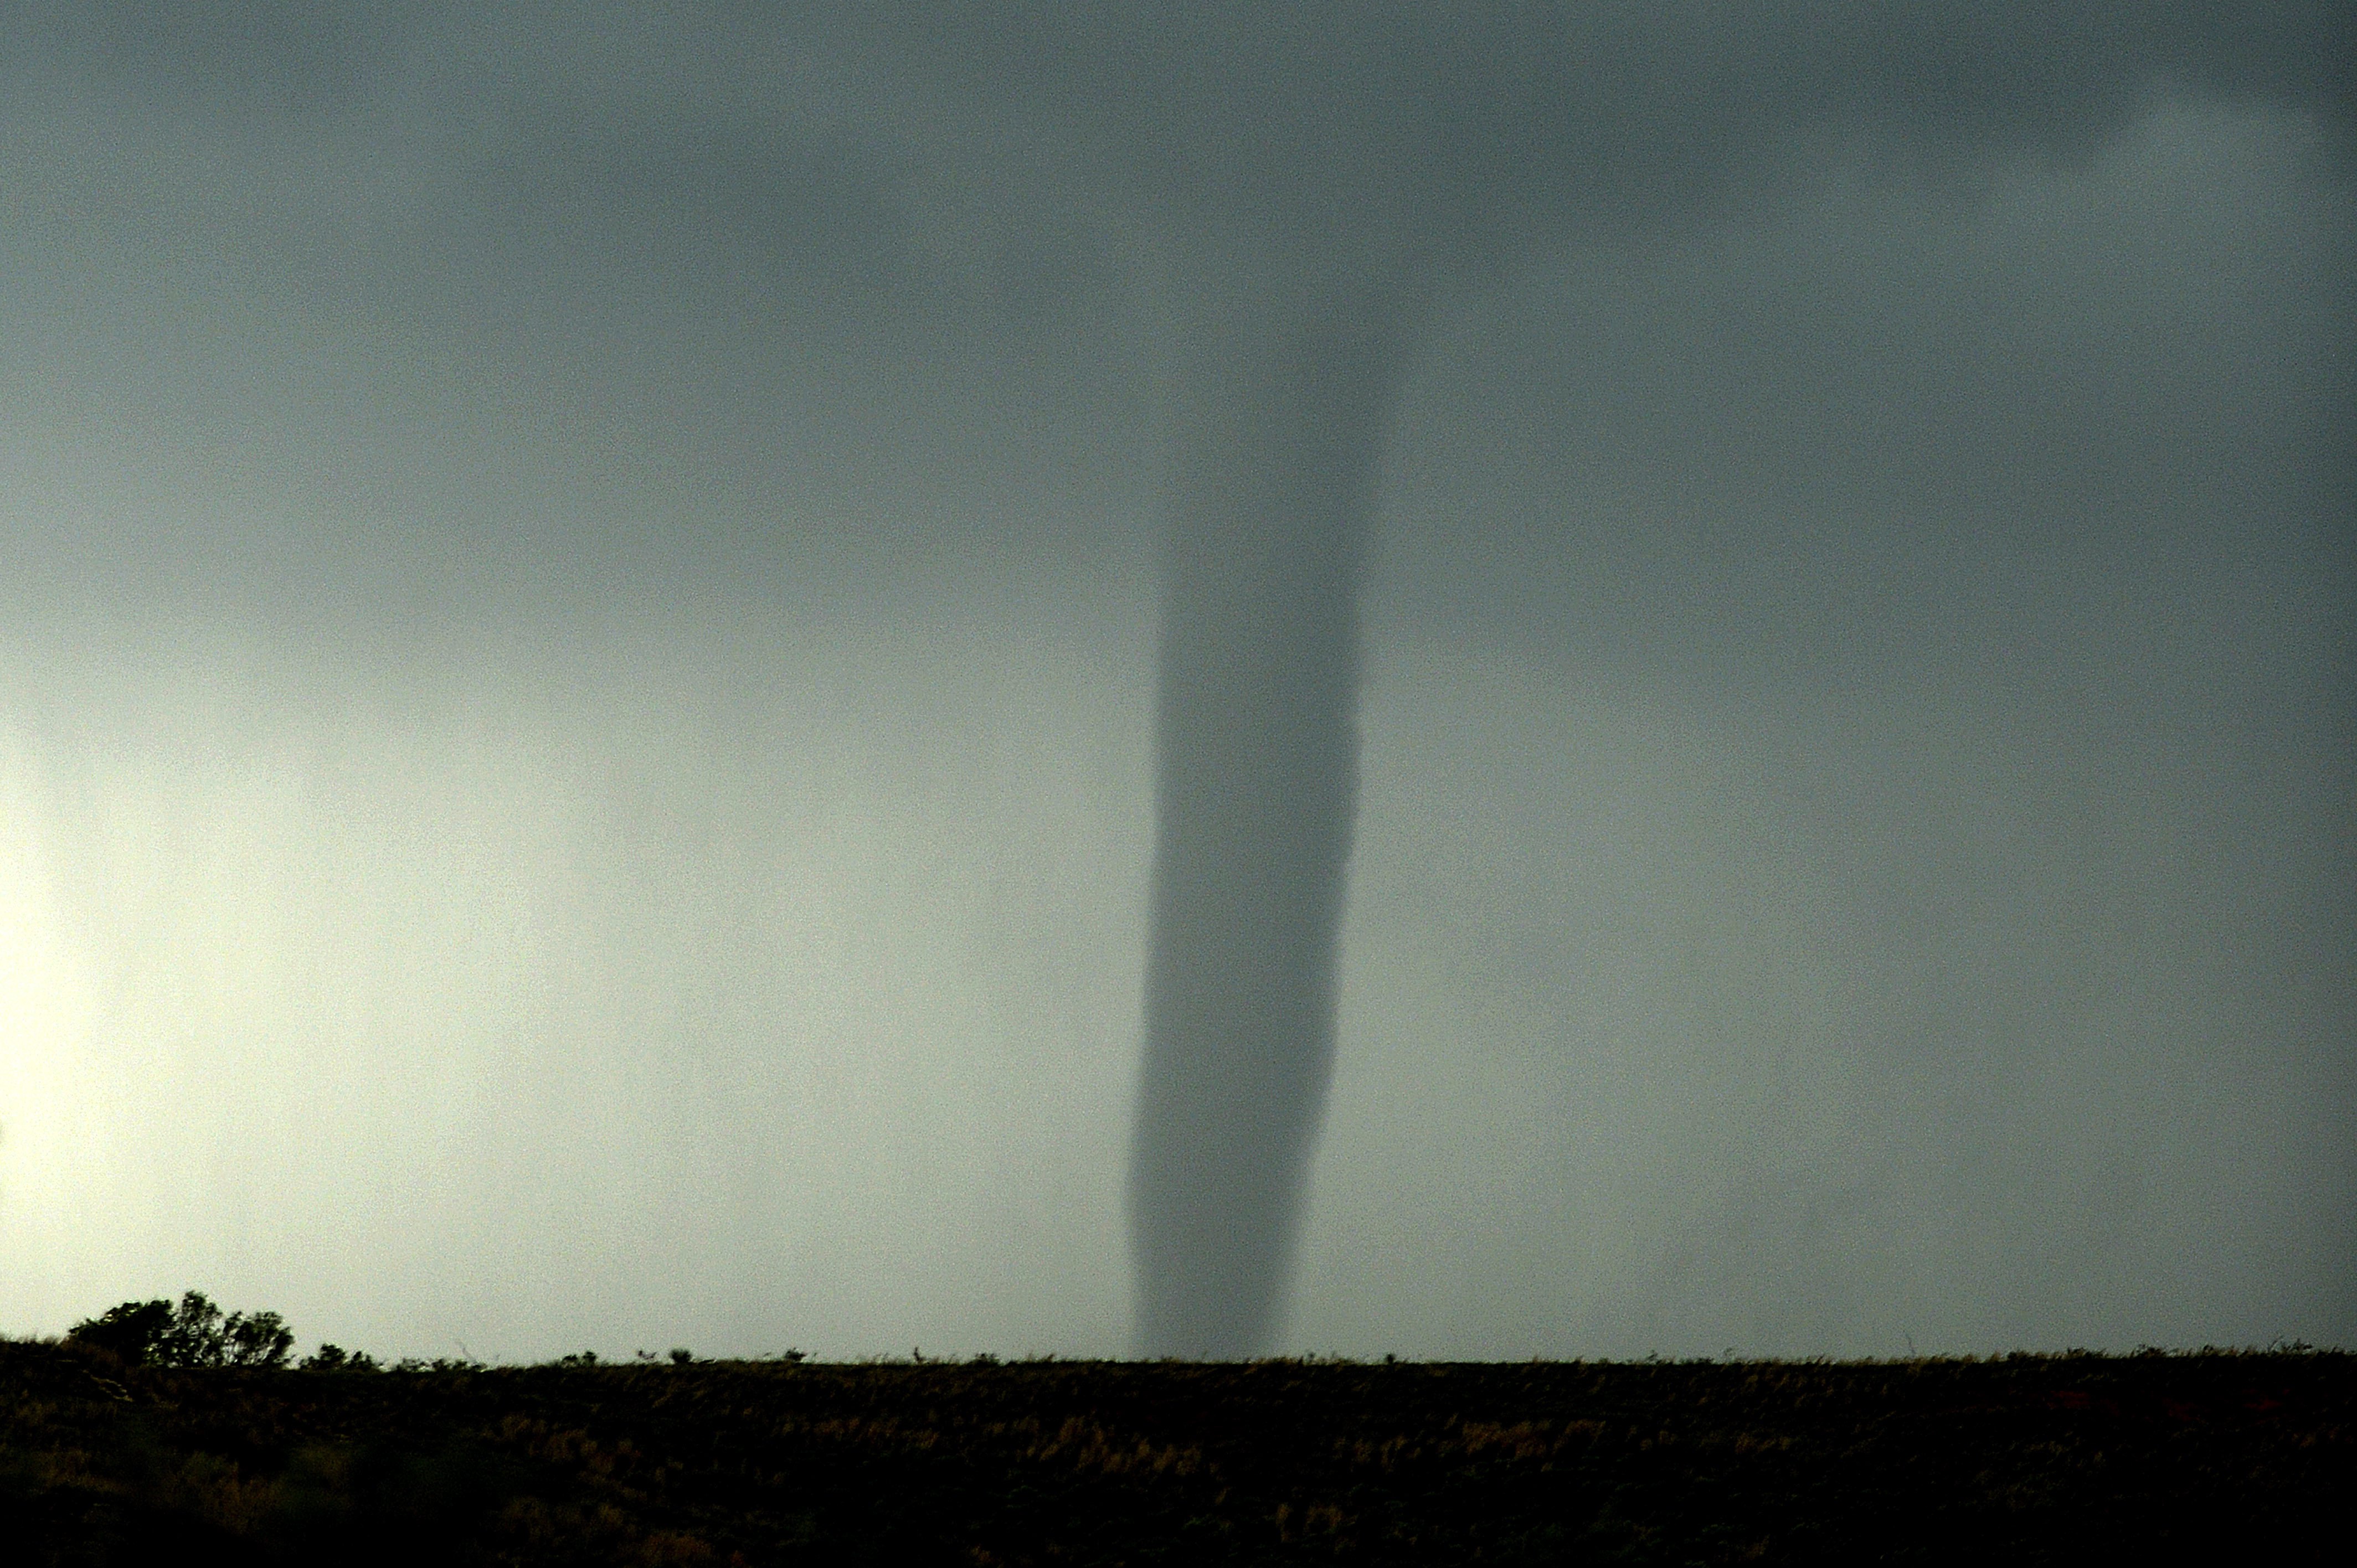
[1,3,2350,1360]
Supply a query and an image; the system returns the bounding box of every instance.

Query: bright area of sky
[1,4,2351,1360]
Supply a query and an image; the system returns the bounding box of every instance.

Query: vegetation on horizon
[59,1294,759,1376]
[68,1292,296,1371]
[3,1303,2348,1565]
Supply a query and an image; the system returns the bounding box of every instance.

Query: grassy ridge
[3,1339,2348,1564]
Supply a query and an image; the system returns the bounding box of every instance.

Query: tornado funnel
[1128,291,1410,1359]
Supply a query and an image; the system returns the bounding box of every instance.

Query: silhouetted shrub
[68,1291,294,1369]
[302,1344,382,1373]
[66,1298,173,1364]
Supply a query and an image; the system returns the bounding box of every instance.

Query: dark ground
[2,1339,2348,1564]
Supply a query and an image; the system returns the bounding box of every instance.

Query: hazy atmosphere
[2,3,2351,1364]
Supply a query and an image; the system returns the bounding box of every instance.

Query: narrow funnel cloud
[1072,1,2352,1358]
[1130,293,1413,1358]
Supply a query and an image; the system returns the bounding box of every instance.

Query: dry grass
[3,1339,2349,1564]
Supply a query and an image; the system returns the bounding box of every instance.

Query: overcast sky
[1,3,2350,1361]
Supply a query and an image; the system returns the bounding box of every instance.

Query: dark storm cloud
[0,3,1134,625]
[8,0,397,113]
[28,4,2346,296]
[868,2,2350,275]
[14,3,2341,353]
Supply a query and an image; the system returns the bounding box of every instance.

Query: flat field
[3,1340,2346,1564]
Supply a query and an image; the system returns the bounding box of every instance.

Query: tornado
[838,0,2353,1361]
[1128,288,1413,1358]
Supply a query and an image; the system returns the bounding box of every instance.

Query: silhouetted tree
[222,1304,295,1368]
[66,1297,172,1363]
[68,1291,294,1368]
